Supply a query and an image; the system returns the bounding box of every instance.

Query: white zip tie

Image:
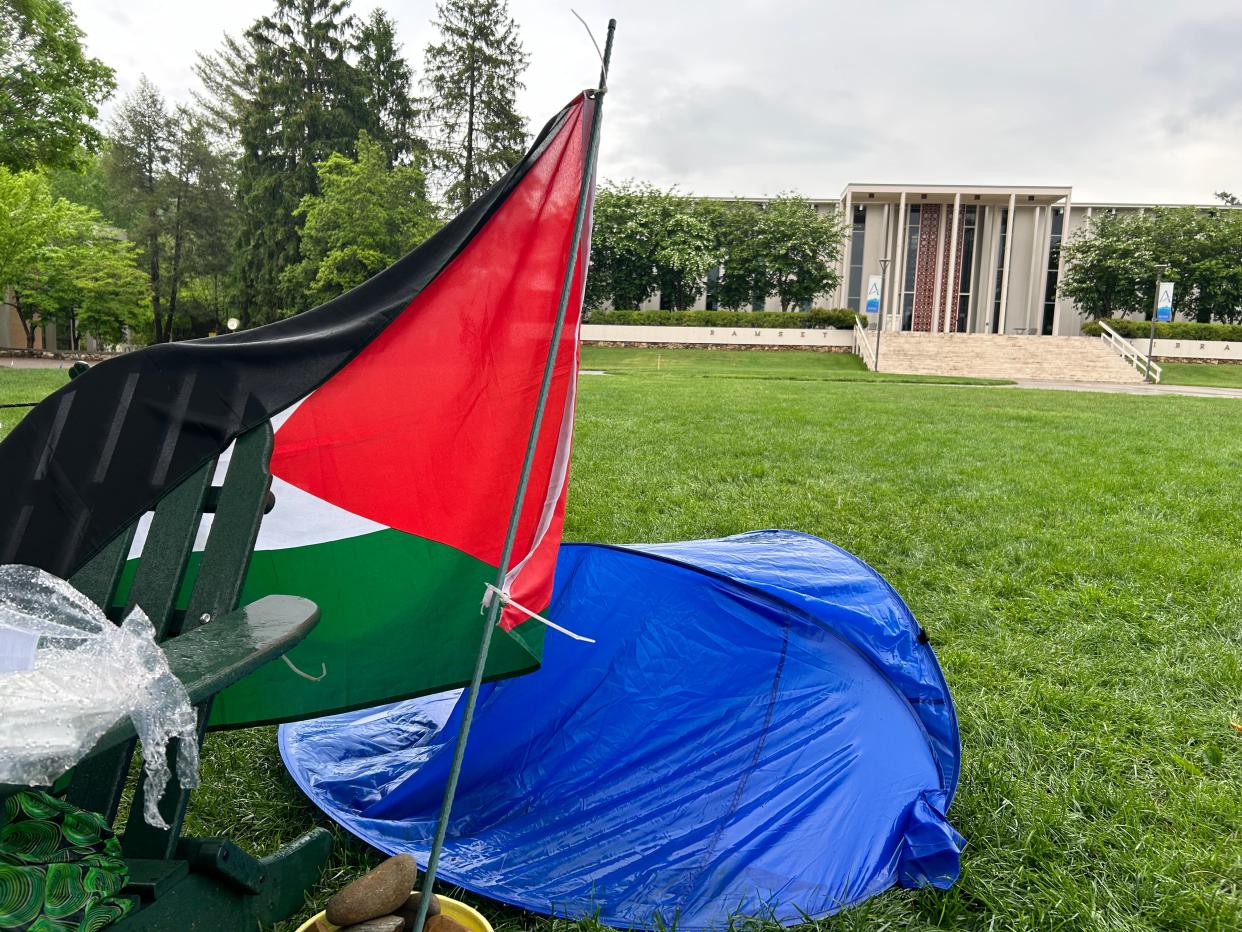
[482,583,596,643]
[282,654,327,682]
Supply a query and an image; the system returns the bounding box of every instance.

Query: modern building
[834,184,1078,335]
[641,184,1226,337]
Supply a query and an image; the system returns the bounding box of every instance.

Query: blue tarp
[280,530,963,929]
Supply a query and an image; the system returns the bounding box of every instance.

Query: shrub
[1081,319,1242,342]
[588,308,863,330]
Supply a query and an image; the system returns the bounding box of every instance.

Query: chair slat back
[122,424,274,858]
[62,421,275,845]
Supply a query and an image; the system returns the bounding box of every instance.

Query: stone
[337,918,404,932]
[393,892,441,931]
[424,915,471,932]
[325,854,418,927]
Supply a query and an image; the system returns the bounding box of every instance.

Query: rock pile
[319,855,471,932]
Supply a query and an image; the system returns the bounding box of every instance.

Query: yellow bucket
[294,893,493,932]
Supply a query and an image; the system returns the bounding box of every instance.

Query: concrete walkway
[1003,378,1242,399]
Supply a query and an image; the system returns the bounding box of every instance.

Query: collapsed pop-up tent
[281,531,964,929]
[0,92,601,727]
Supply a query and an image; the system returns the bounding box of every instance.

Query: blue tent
[280,530,963,929]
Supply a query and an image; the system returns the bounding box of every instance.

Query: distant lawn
[1,358,1240,931]
[0,367,65,440]
[1159,361,1242,389]
[580,345,1011,384]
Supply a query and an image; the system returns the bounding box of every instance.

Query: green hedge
[589,308,862,330]
[1081,319,1242,342]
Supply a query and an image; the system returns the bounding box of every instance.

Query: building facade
[641,184,1220,337]
[834,184,1076,335]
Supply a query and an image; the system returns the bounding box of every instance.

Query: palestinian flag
[0,91,599,727]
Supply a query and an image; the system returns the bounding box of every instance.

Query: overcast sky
[74,0,1242,204]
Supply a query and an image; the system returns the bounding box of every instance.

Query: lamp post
[875,256,891,372]
[1146,263,1169,383]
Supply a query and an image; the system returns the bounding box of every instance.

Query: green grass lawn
[580,345,1011,385]
[0,367,66,440]
[1158,361,1242,389]
[2,352,1239,931]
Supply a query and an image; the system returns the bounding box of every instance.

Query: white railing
[854,319,876,371]
[1098,321,1162,382]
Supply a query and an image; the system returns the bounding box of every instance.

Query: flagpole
[410,20,616,932]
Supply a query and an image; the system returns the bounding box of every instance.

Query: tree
[356,8,421,166]
[755,195,844,311]
[22,212,149,349]
[0,167,69,346]
[0,168,146,348]
[586,183,716,310]
[283,131,439,305]
[1057,211,1149,319]
[0,0,116,171]
[192,32,256,143]
[101,79,238,342]
[235,0,367,323]
[1059,207,1242,323]
[702,199,769,310]
[422,0,529,209]
[104,76,173,341]
[704,195,844,311]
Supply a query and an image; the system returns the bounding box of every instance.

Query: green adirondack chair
[0,420,332,930]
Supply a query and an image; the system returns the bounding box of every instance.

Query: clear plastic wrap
[0,565,199,828]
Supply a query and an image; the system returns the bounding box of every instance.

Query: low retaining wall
[1123,337,1242,363]
[1,347,118,362]
[581,324,856,350]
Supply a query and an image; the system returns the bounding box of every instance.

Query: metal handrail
[854,319,877,371]
[1098,321,1162,382]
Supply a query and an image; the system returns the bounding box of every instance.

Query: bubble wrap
[0,565,200,828]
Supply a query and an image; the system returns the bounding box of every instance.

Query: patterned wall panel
[911,204,941,332]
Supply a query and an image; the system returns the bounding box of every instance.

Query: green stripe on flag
[115,529,544,728]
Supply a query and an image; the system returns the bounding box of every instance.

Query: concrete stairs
[873,333,1146,383]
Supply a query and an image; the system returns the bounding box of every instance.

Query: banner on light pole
[1156,281,1174,322]
[865,275,882,314]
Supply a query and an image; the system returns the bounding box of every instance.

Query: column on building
[887,191,907,331]
[979,205,1001,333]
[836,190,853,307]
[1037,204,1055,334]
[1024,205,1045,334]
[1051,194,1073,335]
[942,192,962,333]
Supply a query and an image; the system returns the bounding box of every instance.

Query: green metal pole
[411,21,616,932]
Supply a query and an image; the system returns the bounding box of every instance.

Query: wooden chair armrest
[2,596,320,793]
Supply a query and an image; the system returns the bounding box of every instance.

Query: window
[1041,207,1064,335]
[956,205,978,332]
[991,207,1008,333]
[705,265,720,311]
[846,205,866,311]
[901,204,921,330]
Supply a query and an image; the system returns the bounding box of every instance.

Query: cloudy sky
[74,0,1242,204]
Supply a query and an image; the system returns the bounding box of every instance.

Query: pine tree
[236,0,366,323]
[104,80,238,342]
[163,107,237,339]
[105,76,173,341]
[422,0,529,209]
[192,32,256,144]
[355,8,421,167]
